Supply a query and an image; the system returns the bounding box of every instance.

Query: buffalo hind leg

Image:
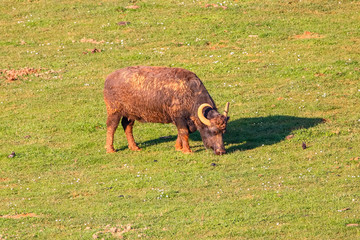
[121,117,141,151]
[174,119,191,154]
[105,111,121,153]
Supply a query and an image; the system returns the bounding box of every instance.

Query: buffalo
[104,66,229,155]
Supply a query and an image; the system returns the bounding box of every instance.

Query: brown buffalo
[104,66,229,155]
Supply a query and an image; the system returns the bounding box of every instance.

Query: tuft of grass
[1,0,360,239]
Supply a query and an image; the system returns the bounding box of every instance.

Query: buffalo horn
[223,102,230,118]
[197,103,212,126]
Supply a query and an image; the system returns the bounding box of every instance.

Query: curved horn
[223,102,230,118]
[197,103,212,126]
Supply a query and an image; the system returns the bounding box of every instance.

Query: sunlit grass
[1,0,360,239]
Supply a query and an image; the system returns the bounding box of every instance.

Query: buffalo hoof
[129,145,141,151]
[106,149,116,153]
[105,146,116,153]
[182,149,192,154]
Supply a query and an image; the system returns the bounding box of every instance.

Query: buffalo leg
[175,135,183,151]
[121,117,141,151]
[174,119,191,153]
[105,112,121,153]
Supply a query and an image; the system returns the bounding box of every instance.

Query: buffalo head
[197,102,229,155]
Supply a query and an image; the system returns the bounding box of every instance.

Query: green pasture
[1,0,360,239]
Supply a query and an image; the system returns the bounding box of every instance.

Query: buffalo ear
[187,119,197,133]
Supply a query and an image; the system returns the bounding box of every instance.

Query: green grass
[1,0,360,239]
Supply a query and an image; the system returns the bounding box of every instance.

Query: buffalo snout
[214,148,226,155]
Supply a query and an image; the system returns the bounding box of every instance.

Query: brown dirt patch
[80,38,105,44]
[292,31,325,39]
[125,5,139,9]
[83,48,102,54]
[0,68,61,82]
[0,213,39,219]
[0,68,39,82]
[203,4,228,9]
[208,43,227,50]
[92,224,133,239]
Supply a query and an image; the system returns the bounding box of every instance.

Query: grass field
[1,0,360,239]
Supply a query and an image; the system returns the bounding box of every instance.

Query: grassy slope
[1,0,360,239]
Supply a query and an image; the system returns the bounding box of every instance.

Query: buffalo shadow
[121,115,323,152]
[223,115,324,152]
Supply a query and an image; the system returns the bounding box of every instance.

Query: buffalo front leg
[105,112,121,153]
[174,119,191,154]
[175,135,183,151]
[121,117,141,151]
